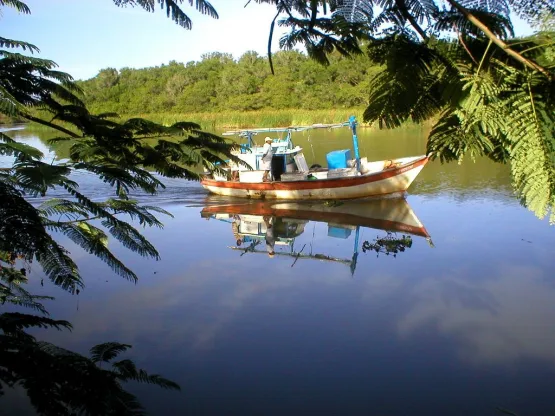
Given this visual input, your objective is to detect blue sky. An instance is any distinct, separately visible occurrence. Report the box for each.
[2,0,534,81]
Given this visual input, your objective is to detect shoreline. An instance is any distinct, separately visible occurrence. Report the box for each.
[4,110,431,133]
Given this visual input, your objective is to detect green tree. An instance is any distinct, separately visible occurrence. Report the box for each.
[532,10,555,64]
[97,67,120,88]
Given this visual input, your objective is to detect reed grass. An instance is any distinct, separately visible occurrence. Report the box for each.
[122,109,368,130]
[17,109,431,135]
[0,114,26,124]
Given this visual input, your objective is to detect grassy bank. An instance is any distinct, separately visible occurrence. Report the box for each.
[18,109,431,135]
[8,109,366,132]
[123,109,368,130]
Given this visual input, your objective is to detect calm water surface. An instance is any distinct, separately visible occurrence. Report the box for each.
[2,125,555,415]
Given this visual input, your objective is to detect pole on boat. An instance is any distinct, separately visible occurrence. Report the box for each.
[349,115,361,172]
[246,132,255,148]
[350,225,360,276]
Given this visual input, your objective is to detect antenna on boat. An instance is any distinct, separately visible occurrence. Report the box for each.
[307,130,316,161]
[349,115,361,172]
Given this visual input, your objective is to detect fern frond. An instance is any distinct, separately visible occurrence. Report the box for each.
[278,13,365,65]
[101,219,160,260]
[39,198,91,220]
[0,37,39,52]
[459,0,511,17]
[112,0,218,28]
[73,162,152,198]
[13,160,74,196]
[1,181,83,292]
[0,84,26,117]
[59,183,161,260]
[186,0,218,19]
[112,359,181,390]
[0,0,31,13]
[0,135,44,160]
[363,34,450,127]
[35,341,84,358]
[90,342,132,364]
[169,120,201,130]
[47,221,139,282]
[2,297,50,314]
[332,0,373,23]
[505,77,555,221]
[435,8,514,40]
[0,269,53,315]
[34,242,82,292]
[505,0,555,24]
[0,312,72,334]
[99,198,171,227]
[0,50,57,67]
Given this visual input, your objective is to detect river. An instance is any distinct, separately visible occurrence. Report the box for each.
[2,124,554,415]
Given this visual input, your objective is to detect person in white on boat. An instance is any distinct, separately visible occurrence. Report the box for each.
[231,215,242,246]
[261,136,274,182]
[264,216,275,258]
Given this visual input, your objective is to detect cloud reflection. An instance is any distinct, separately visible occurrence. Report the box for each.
[55,251,555,373]
[397,265,555,367]
[63,256,349,354]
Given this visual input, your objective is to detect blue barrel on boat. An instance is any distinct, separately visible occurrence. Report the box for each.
[328,226,352,239]
[326,149,351,169]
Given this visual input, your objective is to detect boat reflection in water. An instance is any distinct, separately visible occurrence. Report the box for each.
[200,198,433,275]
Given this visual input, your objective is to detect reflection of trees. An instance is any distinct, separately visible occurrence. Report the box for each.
[362,232,413,257]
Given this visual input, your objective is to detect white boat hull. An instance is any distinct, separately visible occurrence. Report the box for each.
[201,155,428,200]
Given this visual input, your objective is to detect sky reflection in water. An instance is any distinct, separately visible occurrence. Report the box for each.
[3,127,555,415]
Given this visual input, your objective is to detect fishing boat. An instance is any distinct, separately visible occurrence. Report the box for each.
[200,198,433,275]
[201,116,428,200]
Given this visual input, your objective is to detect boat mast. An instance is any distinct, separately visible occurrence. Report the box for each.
[349,115,361,172]
[246,132,255,148]
[350,225,360,276]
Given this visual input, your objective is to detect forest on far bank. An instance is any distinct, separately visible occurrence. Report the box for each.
[78,33,554,119]
[77,49,380,115]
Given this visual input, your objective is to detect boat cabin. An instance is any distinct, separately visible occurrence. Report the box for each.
[214,128,313,182]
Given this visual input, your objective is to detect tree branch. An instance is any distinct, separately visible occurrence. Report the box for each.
[445,0,553,79]
[458,31,478,64]
[268,9,281,75]
[22,114,81,138]
[395,0,428,41]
